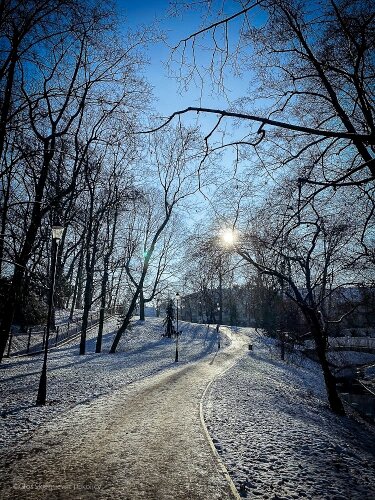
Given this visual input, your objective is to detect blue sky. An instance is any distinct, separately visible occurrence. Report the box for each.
[117,1,202,113]
[116,0,253,116]
[115,1,264,223]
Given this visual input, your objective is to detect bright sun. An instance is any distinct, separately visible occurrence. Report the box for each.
[221,228,236,246]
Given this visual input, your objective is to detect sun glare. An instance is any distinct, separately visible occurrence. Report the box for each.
[221,228,236,246]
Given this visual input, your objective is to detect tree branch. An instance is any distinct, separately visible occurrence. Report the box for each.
[143,107,375,144]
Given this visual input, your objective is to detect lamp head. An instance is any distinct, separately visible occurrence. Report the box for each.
[52,224,64,242]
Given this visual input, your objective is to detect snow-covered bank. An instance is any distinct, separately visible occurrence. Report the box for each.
[2,319,375,500]
[204,327,375,499]
[0,326,243,500]
[0,317,227,450]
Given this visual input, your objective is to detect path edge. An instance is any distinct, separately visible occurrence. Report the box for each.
[199,343,244,500]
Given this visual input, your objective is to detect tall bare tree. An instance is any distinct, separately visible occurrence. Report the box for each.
[110,125,202,353]
[155,0,374,188]
[0,0,149,361]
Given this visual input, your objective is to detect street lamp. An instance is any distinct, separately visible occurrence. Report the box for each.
[156,297,160,318]
[175,292,180,362]
[217,302,221,349]
[36,223,64,406]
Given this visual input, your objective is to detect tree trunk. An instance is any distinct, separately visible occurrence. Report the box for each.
[0,44,17,164]
[110,287,141,353]
[112,266,125,310]
[70,248,84,321]
[80,235,97,355]
[79,264,94,355]
[0,170,11,275]
[139,287,145,321]
[307,310,345,415]
[0,141,55,361]
[96,255,109,353]
[80,197,96,355]
[75,262,84,310]
[0,265,21,362]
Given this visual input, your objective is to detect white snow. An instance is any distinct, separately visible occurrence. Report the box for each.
[0,317,227,450]
[1,318,375,499]
[204,327,375,499]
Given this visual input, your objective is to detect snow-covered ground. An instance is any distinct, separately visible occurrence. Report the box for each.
[0,323,240,500]
[1,319,375,500]
[204,327,375,499]
[0,317,227,450]
[328,350,375,367]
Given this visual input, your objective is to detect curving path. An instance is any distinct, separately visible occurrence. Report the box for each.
[0,328,248,500]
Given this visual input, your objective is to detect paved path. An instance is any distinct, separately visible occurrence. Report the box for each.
[1,328,247,500]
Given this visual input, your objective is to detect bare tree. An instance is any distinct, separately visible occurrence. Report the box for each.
[182,228,236,324]
[0,1,149,361]
[110,125,202,353]
[154,1,375,186]
[229,180,372,415]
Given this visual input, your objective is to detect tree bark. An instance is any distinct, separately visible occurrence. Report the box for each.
[79,223,98,355]
[109,283,143,353]
[96,254,109,353]
[70,248,84,319]
[0,141,54,361]
[0,169,11,274]
[139,287,145,321]
[305,308,345,415]
[0,42,17,165]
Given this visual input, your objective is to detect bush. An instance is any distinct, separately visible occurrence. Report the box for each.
[0,277,48,328]
[18,293,48,327]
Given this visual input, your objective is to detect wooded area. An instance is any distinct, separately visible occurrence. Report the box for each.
[0,0,374,415]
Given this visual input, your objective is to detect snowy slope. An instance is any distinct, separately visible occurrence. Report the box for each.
[1,319,375,500]
[204,327,375,499]
[0,317,226,450]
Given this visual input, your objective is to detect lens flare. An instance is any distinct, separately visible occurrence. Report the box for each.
[221,228,236,246]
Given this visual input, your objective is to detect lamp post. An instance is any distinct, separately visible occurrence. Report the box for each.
[175,292,180,362]
[198,300,203,323]
[156,297,160,318]
[217,302,221,349]
[36,223,64,406]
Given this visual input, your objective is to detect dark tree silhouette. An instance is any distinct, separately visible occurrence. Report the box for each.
[163,299,175,338]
